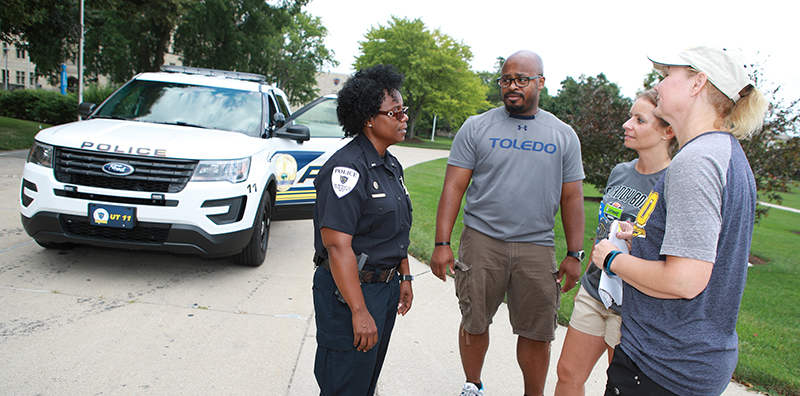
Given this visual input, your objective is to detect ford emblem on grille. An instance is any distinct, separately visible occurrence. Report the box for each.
[102,162,135,176]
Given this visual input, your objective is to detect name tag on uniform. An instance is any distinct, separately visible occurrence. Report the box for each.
[371,193,386,198]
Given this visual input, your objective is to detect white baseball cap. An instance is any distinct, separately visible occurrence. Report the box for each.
[648,46,753,103]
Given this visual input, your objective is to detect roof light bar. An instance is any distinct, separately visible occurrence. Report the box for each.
[160,65,267,82]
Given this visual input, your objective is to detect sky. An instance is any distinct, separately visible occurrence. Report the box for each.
[304,0,799,103]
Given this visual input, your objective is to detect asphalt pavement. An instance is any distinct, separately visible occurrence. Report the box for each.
[0,146,761,395]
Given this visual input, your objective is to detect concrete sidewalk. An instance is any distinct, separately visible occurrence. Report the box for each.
[758,201,800,214]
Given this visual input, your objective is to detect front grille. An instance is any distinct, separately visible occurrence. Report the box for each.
[54,148,197,193]
[61,215,170,244]
[54,189,179,207]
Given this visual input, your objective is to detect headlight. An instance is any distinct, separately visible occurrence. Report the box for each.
[191,157,251,183]
[27,141,54,168]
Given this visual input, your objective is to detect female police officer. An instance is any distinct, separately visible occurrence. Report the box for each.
[311,64,413,396]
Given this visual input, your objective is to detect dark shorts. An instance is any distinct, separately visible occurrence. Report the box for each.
[605,345,678,396]
[312,267,400,396]
[455,226,560,341]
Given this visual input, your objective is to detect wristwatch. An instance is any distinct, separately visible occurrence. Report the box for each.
[398,274,414,282]
[566,250,585,262]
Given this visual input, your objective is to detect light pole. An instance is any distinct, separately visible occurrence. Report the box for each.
[78,0,84,107]
[3,44,8,91]
[430,114,437,142]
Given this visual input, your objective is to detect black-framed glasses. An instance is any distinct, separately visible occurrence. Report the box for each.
[496,75,543,88]
[377,106,409,121]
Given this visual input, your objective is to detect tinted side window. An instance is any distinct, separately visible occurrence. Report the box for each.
[266,94,279,129]
[275,93,291,118]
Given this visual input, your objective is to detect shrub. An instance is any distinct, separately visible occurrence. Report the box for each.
[0,84,117,125]
[31,91,78,124]
[0,89,76,124]
[82,84,118,105]
[0,89,33,120]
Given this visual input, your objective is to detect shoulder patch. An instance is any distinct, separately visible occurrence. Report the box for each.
[331,166,360,198]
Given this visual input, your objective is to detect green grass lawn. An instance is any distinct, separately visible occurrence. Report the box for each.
[405,158,799,396]
[770,181,800,210]
[0,116,49,151]
[397,135,455,150]
[740,207,800,395]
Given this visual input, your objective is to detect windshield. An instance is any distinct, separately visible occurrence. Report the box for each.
[94,80,263,135]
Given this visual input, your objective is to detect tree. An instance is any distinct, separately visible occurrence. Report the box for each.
[175,0,292,73]
[175,0,327,105]
[546,74,633,192]
[1,0,191,84]
[355,17,490,139]
[741,68,800,221]
[258,11,338,105]
[641,69,661,92]
[476,57,505,109]
[0,0,80,78]
[173,0,247,72]
[84,0,188,84]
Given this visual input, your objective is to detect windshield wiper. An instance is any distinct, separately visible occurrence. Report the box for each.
[175,121,216,129]
[91,115,128,120]
[144,120,219,130]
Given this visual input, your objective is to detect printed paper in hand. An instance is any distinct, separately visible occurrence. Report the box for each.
[599,220,626,308]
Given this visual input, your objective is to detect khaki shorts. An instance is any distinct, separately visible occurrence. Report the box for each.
[569,285,622,348]
[455,226,560,342]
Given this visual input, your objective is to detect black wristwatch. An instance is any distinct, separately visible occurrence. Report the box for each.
[566,250,585,262]
[398,274,414,282]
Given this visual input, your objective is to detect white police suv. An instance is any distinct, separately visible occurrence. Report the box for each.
[20,66,348,266]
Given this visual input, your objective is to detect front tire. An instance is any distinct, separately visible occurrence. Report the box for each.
[233,191,272,267]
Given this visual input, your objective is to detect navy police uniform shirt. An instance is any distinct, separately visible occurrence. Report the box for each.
[313,133,412,269]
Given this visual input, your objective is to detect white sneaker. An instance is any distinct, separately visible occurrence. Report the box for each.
[460,382,484,396]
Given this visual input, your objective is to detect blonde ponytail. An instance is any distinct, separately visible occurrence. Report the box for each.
[728,85,768,139]
[705,82,768,139]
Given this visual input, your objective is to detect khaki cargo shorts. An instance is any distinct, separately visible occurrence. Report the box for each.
[455,226,560,342]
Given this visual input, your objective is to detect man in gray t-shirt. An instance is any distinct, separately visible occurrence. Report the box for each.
[447,106,584,244]
[431,50,585,396]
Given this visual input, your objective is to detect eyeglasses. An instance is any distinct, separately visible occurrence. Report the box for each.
[496,75,543,88]
[377,106,409,121]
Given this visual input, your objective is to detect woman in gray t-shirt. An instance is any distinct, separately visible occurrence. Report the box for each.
[593,47,768,395]
[554,90,675,396]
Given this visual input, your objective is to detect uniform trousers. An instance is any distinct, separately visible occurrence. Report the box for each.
[312,266,400,396]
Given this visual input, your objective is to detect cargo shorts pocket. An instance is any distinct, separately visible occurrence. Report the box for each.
[550,268,562,314]
[454,259,472,320]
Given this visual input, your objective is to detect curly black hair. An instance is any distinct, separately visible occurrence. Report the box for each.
[337,64,405,137]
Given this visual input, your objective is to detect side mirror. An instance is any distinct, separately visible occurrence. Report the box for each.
[275,124,310,142]
[273,113,286,129]
[78,102,96,118]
